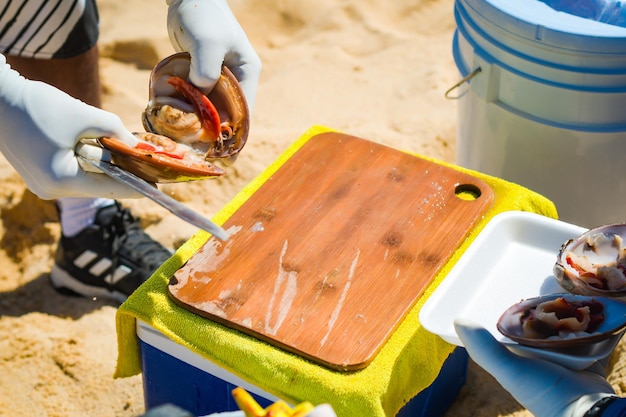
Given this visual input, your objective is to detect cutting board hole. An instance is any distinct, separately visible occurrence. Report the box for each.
[455,183,482,201]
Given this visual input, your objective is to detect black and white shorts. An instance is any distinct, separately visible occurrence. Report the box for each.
[0,0,99,59]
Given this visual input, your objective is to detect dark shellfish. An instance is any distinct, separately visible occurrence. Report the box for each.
[497,293,626,348]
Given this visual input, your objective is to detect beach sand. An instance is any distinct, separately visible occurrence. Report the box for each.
[1,0,625,416]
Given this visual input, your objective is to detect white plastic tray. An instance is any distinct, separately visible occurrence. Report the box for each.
[419,211,623,370]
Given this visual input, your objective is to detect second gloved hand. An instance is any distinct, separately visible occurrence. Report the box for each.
[454,318,616,417]
[0,55,143,200]
[166,0,261,111]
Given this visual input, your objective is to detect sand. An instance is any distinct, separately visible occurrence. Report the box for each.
[1,0,624,416]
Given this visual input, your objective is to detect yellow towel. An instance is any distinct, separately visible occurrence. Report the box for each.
[115,125,558,417]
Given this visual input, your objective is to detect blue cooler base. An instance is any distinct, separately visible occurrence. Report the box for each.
[139,330,468,417]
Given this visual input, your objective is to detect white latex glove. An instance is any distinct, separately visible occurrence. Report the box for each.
[454,318,616,417]
[166,0,261,111]
[0,56,144,200]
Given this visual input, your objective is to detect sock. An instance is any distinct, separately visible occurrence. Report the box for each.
[58,197,116,237]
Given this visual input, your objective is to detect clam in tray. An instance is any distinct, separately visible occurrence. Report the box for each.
[498,223,626,350]
[497,293,626,349]
[419,212,626,369]
[553,223,626,297]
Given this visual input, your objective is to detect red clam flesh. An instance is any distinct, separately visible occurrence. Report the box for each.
[142,52,249,164]
[99,132,225,183]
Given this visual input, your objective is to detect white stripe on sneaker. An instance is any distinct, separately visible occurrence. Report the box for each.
[89,257,113,276]
[72,249,131,284]
[105,265,132,285]
[72,250,98,268]
[50,264,127,303]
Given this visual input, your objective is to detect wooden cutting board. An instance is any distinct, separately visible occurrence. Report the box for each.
[168,132,494,371]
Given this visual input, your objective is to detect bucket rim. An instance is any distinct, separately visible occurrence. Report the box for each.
[458,0,626,52]
[455,3,626,77]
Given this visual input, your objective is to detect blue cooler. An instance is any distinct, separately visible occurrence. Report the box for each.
[137,320,468,417]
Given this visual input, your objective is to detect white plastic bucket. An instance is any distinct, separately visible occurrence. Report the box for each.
[453,0,626,227]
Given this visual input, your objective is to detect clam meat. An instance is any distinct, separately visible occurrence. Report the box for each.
[98,52,249,183]
[142,52,249,164]
[517,296,603,339]
[554,224,626,296]
[99,132,225,183]
[497,293,626,348]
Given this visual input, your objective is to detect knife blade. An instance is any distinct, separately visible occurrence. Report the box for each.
[77,153,229,241]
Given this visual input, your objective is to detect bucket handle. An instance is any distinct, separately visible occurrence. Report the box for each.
[445,67,482,99]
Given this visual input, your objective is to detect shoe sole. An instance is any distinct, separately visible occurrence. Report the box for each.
[50,264,128,303]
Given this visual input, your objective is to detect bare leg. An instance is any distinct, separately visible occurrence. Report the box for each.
[6,45,101,107]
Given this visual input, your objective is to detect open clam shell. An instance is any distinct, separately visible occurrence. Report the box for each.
[142,52,250,164]
[99,132,225,183]
[497,293,626,348]
[99,52,249,183]
[554,224,626,297]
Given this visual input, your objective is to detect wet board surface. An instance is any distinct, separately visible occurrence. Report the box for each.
[168,132,495,371]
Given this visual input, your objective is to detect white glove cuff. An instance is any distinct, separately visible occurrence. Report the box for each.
[0,54,27,103]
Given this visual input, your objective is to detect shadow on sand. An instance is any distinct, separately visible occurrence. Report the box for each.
[0,273,118,319]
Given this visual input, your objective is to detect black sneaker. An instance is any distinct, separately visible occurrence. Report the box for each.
[50,202,173,302]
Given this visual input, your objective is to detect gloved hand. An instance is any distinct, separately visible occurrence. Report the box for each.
[454,318,616,417]
[0,55,144,200]
[166,0,261,111]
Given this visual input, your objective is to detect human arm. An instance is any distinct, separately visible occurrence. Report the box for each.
[166,0,261,111]
[0,54,144,200]
[454,318,622,417]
